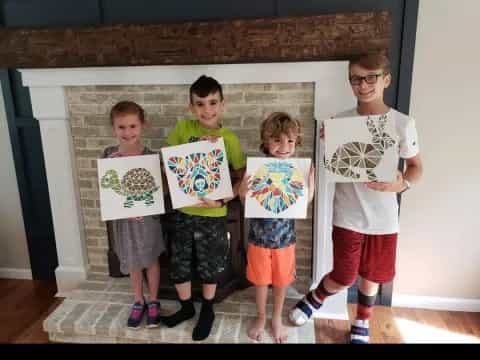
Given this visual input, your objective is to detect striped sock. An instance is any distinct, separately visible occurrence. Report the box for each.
[350,319,369,344]
[289,278,335,326]
[350,291,376,344]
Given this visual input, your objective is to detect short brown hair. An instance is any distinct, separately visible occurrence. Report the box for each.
[109,101,145,125]
[349,52,391,75]
[190,75,223,104]
[259,112,302,155]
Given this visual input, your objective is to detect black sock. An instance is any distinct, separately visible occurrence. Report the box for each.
[159,298,195,328]
[192,298,215,341]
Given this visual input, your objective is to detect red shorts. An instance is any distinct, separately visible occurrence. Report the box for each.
[246,244,296,287]
[329,226,397,285]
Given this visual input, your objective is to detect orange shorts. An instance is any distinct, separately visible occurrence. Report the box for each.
[246,243,296,287]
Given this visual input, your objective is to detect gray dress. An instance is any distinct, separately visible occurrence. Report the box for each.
[103,145,166,274]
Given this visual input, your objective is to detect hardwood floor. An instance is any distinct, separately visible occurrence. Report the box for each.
[0,279,62,343]
[315,303,480,343]
[1,279,479,343]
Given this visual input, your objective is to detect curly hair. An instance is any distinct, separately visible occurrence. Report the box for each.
[259,112,302,155]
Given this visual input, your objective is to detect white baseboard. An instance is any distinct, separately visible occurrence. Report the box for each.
[392,294,480,312]
[0,267,33,280]
[54,265,87,297]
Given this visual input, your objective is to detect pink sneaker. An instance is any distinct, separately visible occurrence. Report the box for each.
[127,301,147,329]
[146,301,161,328]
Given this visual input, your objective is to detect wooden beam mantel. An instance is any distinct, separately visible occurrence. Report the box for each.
[0,12,391,68]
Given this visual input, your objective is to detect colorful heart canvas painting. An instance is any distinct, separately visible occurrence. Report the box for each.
[161,138,233,209]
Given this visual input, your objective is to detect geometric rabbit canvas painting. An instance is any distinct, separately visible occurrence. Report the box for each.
[323,114,399,183]
[97,154,165,221]
[161,138,233,209]
[245,157,311,219]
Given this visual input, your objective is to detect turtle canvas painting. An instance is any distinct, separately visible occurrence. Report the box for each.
[323,114,399,183]
[245,157,311,219]
[161,138,233,209]
[97,154,165,221]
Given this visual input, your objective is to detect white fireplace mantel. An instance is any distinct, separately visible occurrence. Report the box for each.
[21,62,354,319]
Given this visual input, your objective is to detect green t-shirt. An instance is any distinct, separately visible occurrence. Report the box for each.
[166,118,246,217]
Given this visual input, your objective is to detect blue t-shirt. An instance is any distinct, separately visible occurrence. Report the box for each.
[248,218,296,249]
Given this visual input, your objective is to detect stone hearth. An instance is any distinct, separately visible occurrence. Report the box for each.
[44,275,315,344]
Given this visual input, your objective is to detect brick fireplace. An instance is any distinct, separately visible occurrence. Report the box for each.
[0,6,400,340]
[20,62,355,319]
[66,78,321,302]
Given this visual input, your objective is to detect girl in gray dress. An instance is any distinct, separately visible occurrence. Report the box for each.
[102,101,165,329]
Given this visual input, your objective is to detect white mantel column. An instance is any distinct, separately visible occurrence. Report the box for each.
[29,86,88,296]
[311,81,350,320]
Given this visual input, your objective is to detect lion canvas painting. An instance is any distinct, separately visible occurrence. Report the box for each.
[245,157,311,219]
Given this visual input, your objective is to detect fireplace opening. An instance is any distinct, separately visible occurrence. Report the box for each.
[106,180,250,303]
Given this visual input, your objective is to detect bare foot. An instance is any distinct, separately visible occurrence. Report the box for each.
[248,316,266,341]
[271,318,288,343]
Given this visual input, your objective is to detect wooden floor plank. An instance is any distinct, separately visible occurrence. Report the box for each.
[0,279,58,343]
[456,311,480,337]
[12,298,63,344]
[314,318,350,344]
[369,306,403,343]
[438,310,480,343]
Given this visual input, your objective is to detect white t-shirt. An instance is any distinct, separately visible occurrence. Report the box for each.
[331,108,420,234]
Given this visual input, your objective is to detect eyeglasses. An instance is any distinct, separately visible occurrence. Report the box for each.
[349,73,384,86]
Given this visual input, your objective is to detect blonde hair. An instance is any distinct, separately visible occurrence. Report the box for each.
[259,112,302,155]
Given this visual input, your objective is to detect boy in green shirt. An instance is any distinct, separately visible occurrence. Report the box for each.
[161,75,246,341]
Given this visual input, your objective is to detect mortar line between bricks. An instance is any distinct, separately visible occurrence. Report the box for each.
[76,289,134,295]
[109,304,129,338]
[214,315,224,343]
[93,302,113,335]
[234,315,242,343]
[56,302,79,333]
[73,303,95,334]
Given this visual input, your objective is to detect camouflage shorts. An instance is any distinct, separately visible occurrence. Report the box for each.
[170,211,228,284]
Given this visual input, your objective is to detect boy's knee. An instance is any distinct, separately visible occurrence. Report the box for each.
[328,272,356,288]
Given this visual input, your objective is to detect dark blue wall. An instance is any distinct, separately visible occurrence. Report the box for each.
[0,0,417,306]
[3,0,101,27]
